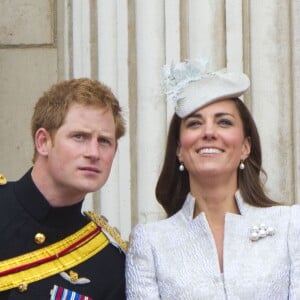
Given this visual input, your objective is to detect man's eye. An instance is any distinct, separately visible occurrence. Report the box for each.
[73,134,85,141]
[99,138,111,145]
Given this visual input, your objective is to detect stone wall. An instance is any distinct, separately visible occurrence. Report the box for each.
[1,0,299,239]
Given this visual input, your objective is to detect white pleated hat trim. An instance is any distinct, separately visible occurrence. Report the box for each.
[175,70,250,118]
[162,58,250,118]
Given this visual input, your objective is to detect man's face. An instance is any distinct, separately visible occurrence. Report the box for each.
[44,103,117,201]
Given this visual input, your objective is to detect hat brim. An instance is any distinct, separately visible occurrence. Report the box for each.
[175,71,250,118]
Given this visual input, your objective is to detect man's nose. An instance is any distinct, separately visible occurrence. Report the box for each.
[85,140,100,159]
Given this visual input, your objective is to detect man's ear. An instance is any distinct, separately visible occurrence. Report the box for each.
[35,128,52,156]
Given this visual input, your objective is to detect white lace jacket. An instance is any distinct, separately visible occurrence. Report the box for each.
[126,192,300,299]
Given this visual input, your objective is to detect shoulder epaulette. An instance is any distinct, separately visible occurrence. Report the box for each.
[84,211,128,253]
[0,173,7,185]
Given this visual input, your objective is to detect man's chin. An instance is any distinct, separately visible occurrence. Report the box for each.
[78,181,106,194]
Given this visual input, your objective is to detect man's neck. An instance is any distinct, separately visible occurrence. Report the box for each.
[31,164,85,207]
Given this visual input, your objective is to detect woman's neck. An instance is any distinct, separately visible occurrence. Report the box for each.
[190,176,239,221]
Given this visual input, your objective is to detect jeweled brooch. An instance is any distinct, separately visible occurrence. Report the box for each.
[249,223,275,241]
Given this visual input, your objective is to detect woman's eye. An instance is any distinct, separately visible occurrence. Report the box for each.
[186,120,202,127]
[218,119,233,126]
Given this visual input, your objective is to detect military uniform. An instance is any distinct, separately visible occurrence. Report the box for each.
[0,170,126,300]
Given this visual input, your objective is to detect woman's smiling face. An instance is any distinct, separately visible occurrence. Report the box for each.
[177,99,251,181]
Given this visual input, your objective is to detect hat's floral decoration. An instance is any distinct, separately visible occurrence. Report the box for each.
[162,58,215,106]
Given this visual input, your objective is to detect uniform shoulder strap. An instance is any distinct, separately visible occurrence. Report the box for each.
[84,211,128,253]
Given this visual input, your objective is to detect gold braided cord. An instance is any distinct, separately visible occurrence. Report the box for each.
[0,222,109,291]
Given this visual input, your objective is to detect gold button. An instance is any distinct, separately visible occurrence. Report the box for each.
[34,233,46,244]
[18,283,28,292]
[0,174,7,185]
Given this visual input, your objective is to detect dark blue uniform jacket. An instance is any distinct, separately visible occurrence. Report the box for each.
[0,170,125,300]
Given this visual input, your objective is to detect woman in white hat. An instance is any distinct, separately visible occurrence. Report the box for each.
[126,59,300,299]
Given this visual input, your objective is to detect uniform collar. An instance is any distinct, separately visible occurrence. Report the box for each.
[181,190,251,221]
[14,169,86,228]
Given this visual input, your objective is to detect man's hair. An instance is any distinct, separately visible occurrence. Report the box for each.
[31,78,125,162]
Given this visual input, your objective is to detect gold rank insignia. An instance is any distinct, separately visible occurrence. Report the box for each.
[0,173,7,185]
[60,270,91,284]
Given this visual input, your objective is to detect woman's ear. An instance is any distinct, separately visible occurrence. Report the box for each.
[35,128,52,157]
[242,136,251,160]
[176,143,182,161]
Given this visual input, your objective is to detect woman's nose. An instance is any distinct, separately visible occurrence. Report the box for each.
[202,123,217,140]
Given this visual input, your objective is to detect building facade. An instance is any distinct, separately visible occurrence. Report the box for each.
[0,0,299,239]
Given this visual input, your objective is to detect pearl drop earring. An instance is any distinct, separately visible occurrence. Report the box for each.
[239,161,245,170]
[179,163,185,172]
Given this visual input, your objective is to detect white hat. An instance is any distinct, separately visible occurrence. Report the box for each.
[162,58,250,118]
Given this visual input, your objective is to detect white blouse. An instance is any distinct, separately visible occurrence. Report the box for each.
[126,192,300,299]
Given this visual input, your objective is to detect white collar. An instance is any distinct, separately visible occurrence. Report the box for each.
[181,190,251,221]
